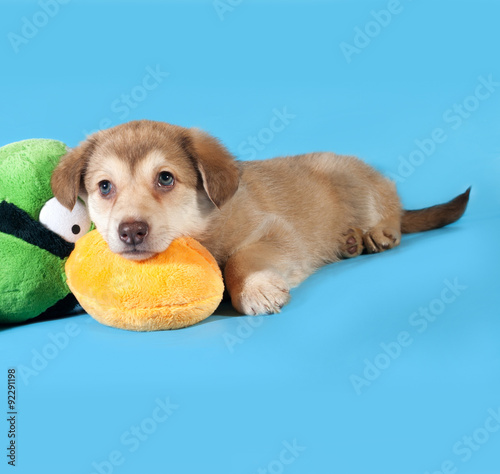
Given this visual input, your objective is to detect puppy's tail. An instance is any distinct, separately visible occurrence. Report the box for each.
[401,187,471,234]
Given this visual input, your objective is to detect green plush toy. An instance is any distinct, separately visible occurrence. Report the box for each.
[0,139,91,324]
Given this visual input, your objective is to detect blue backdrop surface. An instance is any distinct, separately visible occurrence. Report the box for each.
[1,1,499,473]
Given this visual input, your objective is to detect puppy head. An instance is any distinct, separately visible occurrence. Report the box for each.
[51,120,239,260]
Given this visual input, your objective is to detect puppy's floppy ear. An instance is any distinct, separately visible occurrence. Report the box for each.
[51,137,96,211]
[183,128,239,209]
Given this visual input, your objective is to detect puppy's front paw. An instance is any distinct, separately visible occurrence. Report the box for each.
[231,271,291,315]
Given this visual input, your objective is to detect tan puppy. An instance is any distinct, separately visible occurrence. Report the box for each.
[51,120,470,315]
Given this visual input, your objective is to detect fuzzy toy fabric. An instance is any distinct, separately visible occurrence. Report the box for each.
[0,139,82,324]
[0,139,90,324]
[65,230,224,331]
[0,139,66,218]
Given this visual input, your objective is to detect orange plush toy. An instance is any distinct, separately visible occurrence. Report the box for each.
[65,230,224,331]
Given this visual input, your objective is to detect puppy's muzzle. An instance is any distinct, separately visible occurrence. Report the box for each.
[118,221,149,246]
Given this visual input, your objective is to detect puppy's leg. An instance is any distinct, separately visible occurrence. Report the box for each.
[339,228,364,258]
[363,217,402,254]
[224,242,294,315]
[360,179,403,254]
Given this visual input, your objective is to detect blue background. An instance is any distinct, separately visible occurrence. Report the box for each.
[1,1,500,473]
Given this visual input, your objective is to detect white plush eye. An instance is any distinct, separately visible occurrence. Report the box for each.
[39,197,91,243]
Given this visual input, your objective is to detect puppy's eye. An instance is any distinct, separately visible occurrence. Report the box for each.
[99,180,113,196]
[158,171,175,188]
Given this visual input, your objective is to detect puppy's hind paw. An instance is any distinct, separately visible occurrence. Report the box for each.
[363,227,401,254]
[339,228,364,259]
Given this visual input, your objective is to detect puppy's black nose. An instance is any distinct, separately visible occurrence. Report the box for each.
[118,221,149,246]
